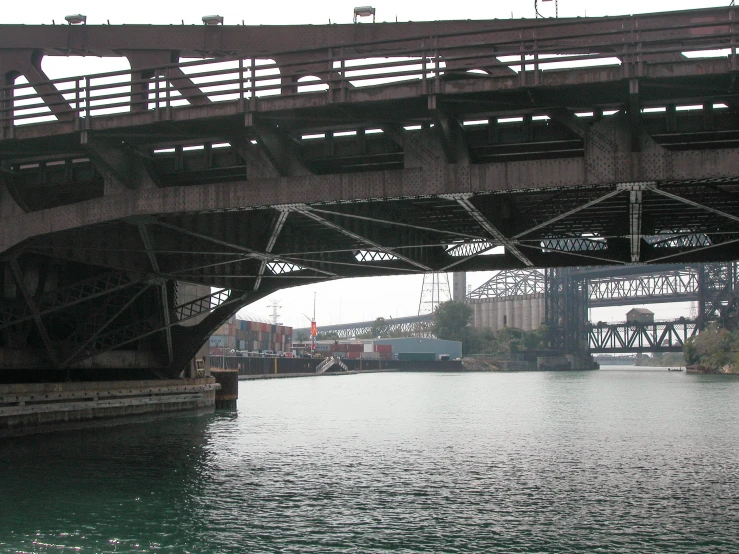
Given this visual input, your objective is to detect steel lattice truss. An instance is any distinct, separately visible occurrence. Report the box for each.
[588,320,698,353]
[295,314,434,340]
[587,268,699,307]
[468,270,545,299]
[4,7,739,376]
[546,262,739,352]
[470,266,702,306]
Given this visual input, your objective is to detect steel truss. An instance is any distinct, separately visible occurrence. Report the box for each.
[587,267,699,307]
[545,262,739,353]
[4,7,739,378]
[294,314,434,340]
[470,266,702,307]
[468,270,545,300]
[588,320,698,353]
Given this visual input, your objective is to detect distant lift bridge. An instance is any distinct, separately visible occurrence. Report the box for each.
[469,263,739,353]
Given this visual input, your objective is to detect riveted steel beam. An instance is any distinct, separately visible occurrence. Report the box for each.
[244,114,311,177]
[138,223,173,364]
[453,196,533,267]
[291,205,432,271]
[151,220,337,277]
[8,257,58,366]
[254,210,289,291]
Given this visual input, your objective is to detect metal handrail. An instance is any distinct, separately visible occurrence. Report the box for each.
[1,8,736,129]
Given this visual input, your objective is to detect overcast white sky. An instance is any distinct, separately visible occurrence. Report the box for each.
[2,0,718,328]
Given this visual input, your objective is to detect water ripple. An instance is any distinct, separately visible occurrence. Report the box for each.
[1,370,738,552]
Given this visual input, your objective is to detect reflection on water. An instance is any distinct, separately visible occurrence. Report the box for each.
[1,371,738,553]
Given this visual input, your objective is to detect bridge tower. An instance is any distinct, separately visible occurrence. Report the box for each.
[697,263,739,330]
[545,268,588,352]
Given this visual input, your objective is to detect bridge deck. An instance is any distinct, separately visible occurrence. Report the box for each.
[0,8,737,376]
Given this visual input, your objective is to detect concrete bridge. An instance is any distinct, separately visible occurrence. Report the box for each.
[2,7,739,379]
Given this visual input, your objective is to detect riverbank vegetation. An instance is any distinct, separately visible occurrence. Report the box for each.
[432,301,550,356]
[683,323,739,374]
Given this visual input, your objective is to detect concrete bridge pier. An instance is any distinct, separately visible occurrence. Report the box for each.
[0,377,219,438]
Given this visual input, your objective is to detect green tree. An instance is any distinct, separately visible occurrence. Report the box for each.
[683,322,739,373]
[521,323,551,351]
[683,338,699,365]
[432,301,473,342]
[371,317,390,337]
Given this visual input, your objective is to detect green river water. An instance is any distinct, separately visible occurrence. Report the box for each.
[1,367,738,553]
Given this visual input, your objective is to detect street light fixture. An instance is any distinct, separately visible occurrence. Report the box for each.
[64,14,87,25]
[202,15,224,26]
[353,6,376,23]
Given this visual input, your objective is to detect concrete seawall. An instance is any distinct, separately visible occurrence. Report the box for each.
[0,377,218,437]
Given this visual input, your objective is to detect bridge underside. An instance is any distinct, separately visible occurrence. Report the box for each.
[2,7,739,378]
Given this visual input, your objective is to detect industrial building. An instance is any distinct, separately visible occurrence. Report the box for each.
[296,337,462,361]
[626,308,655,324]
[469,295,545,332]
[373,337,462,360]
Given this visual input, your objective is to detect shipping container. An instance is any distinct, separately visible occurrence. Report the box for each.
[398,352,436,362]
[361,352,380,360]
[374,344,392,353]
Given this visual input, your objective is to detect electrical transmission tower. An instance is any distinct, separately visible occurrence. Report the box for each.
[418,273,451,315]
[267,299,282,325]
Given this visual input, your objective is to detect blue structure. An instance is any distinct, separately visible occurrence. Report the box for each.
[372,338,463,360]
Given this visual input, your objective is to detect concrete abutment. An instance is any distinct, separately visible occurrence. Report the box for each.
[0,377,219,437]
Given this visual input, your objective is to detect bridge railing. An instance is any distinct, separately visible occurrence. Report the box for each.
[1,8,736,132]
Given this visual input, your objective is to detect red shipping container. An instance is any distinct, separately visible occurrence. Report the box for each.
[347,351,360,359]
[374,345,392,353]
[348,344,363,352]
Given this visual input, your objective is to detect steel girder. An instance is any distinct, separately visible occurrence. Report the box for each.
[3,8,739,378]
[588,320,698,353]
